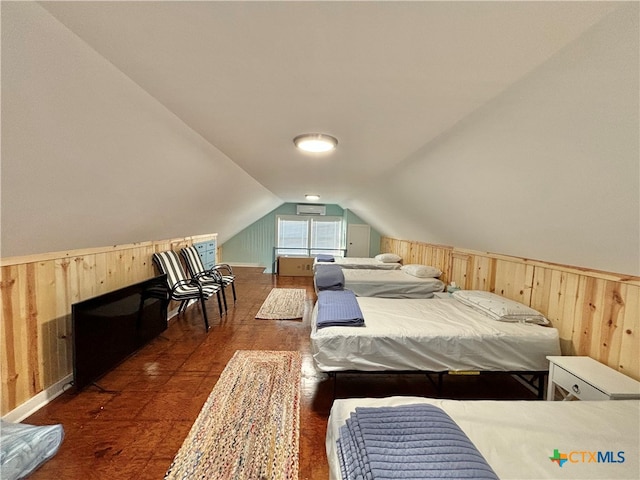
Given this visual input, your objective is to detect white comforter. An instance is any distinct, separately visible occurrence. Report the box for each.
[311,296,561,372]
[314,256,401,271]
[327,397,640,480]
[342,269,445,298]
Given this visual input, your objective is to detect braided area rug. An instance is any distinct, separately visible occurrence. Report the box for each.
[255,288,306,320]
[164,350,301,480]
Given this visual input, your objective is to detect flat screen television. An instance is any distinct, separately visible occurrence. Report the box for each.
[72,274,169,391]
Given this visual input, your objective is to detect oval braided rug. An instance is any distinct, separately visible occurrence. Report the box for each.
[164,350,301,480]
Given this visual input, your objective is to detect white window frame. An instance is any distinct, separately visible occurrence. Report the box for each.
[275,214,345,257]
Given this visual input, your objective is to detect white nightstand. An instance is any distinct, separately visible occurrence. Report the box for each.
[546,356,640,401]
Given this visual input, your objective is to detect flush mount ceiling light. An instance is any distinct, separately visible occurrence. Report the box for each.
[293,133,338,153]
[305,194,320,201]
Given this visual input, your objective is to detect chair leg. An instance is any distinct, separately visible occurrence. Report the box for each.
[178,300,188,314]
[216,291,224,317]
[220,285,228,312]
[199,296,210,331]
[231,282,237,303]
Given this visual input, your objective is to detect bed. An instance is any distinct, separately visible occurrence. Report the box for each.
[313,255,402,271]
[311,294,560,373]
[327,396,640,480]
[315,268,445,298]
[343,268,445,298]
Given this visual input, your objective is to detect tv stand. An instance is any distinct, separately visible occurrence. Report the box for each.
[88,382,118,395]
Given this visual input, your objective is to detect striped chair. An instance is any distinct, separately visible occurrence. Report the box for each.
[180,246,237,311]
[213,263,237,304]
[152,250,223,331]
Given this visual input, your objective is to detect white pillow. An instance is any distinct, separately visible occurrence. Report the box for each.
[401,264,442,278]
[452,290,549,325]
[374,253,401,263]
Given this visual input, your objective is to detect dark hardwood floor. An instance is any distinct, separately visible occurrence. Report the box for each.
[25,267,535,479]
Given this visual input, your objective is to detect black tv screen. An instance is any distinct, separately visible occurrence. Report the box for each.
[72,274,169,391]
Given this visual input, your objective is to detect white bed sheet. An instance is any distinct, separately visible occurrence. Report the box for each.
[327,396,640,480]
[310,297,561,372]
[342,268,444,298]
[313,256,401,271]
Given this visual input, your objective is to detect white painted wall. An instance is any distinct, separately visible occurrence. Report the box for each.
[1,2,281,257]
[2,3,637,277]
[347,4,639,275]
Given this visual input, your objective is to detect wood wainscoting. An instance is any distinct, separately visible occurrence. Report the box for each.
[0,234,217,416]
[381,237,640,381]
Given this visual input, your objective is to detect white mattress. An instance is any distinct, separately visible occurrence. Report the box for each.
[327,396,640,480]
[310,297,561,372]
[342,268,445,298]
[313,256,401,271]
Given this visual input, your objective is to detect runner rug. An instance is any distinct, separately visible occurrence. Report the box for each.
[255,288,306,320]
[164,350,301,480]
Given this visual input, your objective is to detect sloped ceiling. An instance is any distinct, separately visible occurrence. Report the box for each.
[4,1,637,274]
[40,1,617,205]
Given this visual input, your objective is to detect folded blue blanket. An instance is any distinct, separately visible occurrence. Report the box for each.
[316,290,364,329]
[315,265,345,291]
[337,404,498,479]
[316,254,335,262]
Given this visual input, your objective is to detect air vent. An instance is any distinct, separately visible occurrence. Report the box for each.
[296,204,326,215]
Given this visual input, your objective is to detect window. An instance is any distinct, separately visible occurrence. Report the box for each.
[276,217,308,256]
[276,215,344,257]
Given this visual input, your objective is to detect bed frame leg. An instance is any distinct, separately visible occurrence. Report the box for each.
[330,372,337,399]
[537,373,546,399]
[425,372,444,397]
[514,372,547,399]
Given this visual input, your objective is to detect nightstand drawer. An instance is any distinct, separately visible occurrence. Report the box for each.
[553,365,609,400]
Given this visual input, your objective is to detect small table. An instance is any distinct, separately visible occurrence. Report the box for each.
[546,356,640,401]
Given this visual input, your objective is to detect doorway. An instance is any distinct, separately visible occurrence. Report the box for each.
[346,224,371,257]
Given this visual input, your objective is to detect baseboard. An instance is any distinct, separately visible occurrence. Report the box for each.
[2,373,74,423]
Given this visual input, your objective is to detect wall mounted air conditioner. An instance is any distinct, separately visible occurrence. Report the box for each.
[296,204,326,215]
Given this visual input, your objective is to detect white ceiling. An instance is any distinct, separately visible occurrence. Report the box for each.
[40,1,619,206]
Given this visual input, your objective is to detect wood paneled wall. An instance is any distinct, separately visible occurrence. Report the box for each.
[0,234,217,416]
[381,237,640,381]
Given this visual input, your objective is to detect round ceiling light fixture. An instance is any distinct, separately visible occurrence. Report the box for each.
[305,194,320,201]
[293,133,338,153]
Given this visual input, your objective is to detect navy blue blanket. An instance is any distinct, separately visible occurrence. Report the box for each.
[337,404,499,479]
[315,265,345,291]
[316,254,335,262]
[316,290,364,329]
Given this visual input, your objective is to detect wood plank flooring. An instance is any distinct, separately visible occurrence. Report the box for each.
[24,267,535,479]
